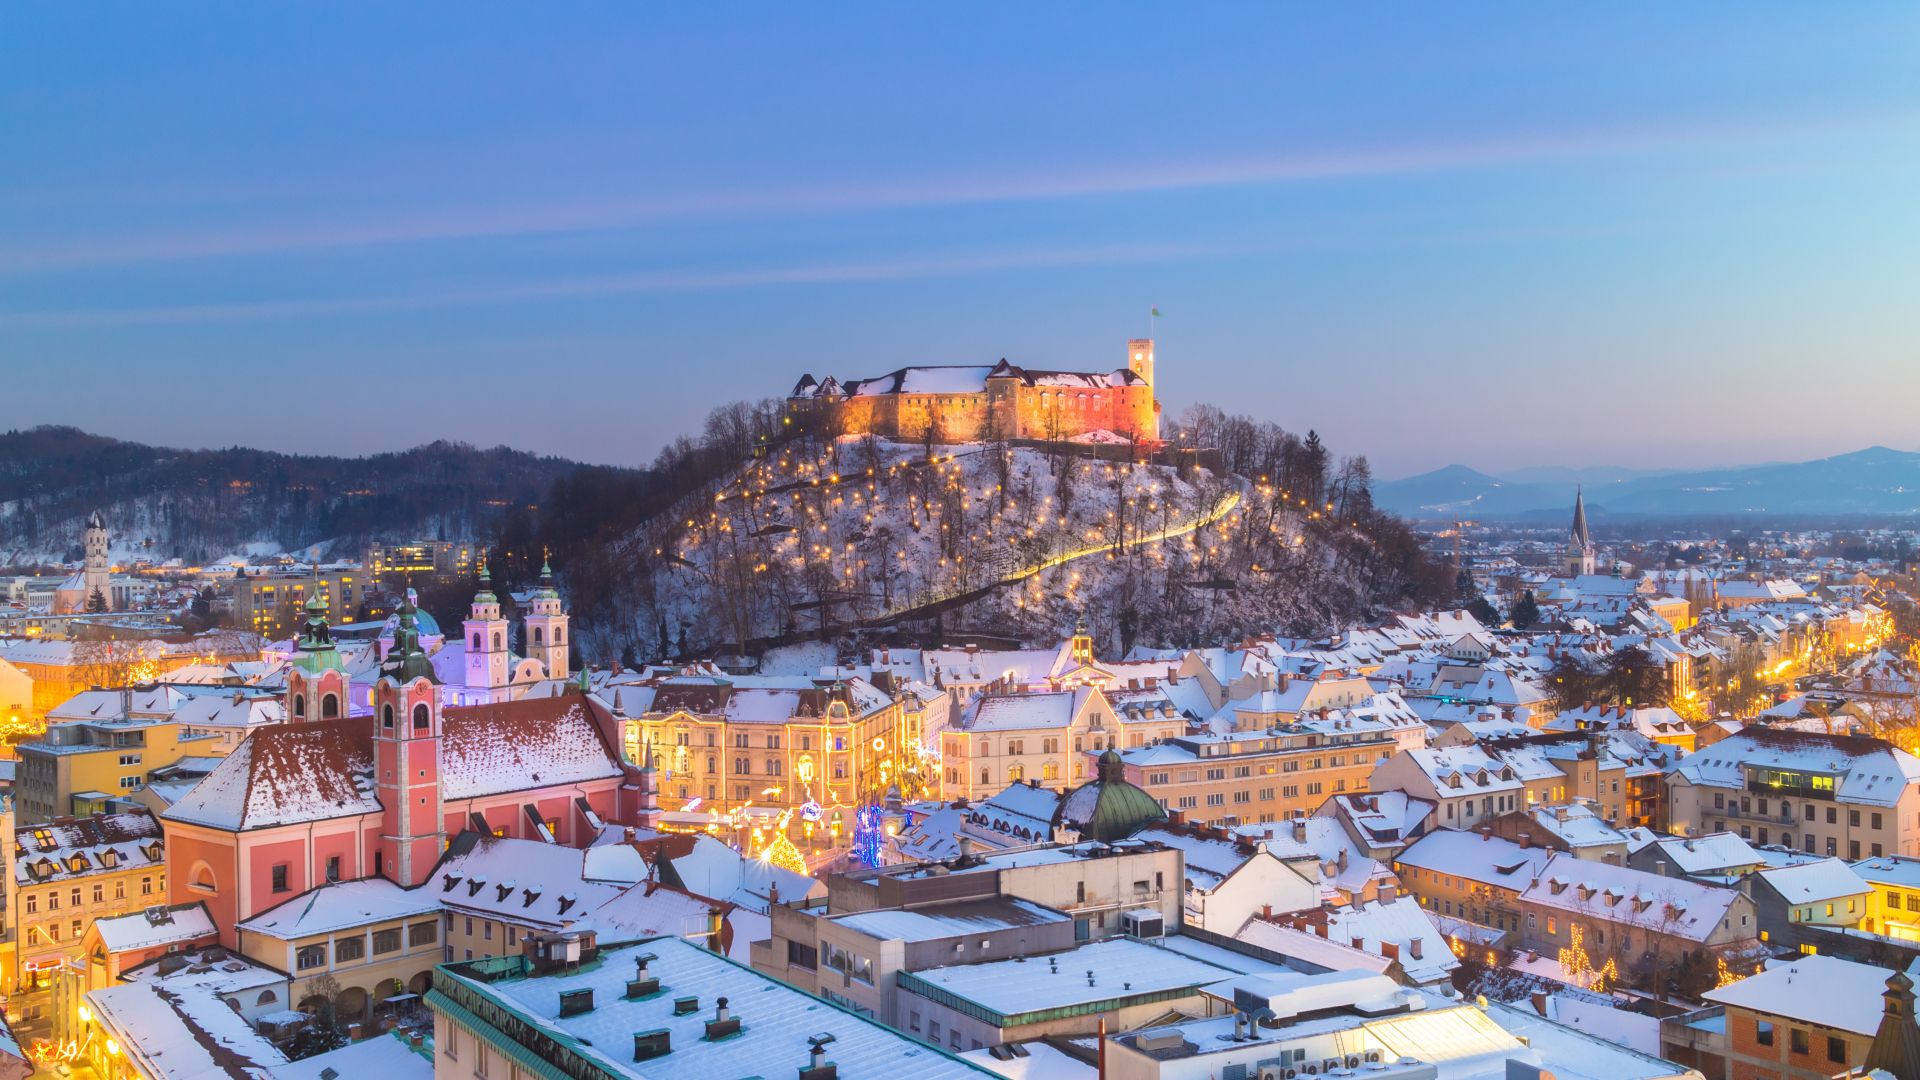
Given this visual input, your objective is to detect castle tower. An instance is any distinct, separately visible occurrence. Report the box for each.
[1126,338,1154,388]
[522,555,570,680]
[83,509,112,610]
[1565,487,1597,577]
[463,559,511,698]
[286,592,350,723]
[372,596,444,887]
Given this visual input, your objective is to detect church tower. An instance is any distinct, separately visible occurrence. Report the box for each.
[522,556,570,681]
[372,596,444,887]
[286,592,350,723]
[462,559,511,699]
[83,510,112,610]
[1565,487,1597,577]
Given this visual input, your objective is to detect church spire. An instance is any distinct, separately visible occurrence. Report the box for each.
[1570,486,1592,551]
[1865,969,1920,1080]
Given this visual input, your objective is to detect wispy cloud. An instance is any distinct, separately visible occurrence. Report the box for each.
[0,239,1236,327]
[4,109,1898,274]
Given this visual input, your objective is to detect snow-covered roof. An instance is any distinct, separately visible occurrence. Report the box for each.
[1704,954,1912,1036]
[445,936,992,1079]
[832,897,1068,942]
[15,810,164,885]
[1394,830,1550,891]
[1672,729,1920,807]
[900,937,1241,1019]
[93,902,217,954]
[264,1030,431,1080]
[237,878,441,939]
[954,688,1089,733]
[1752,857,1870,904]
[1519,852,1744,943]
[1644,832,1764,876]
[163,694,627,831]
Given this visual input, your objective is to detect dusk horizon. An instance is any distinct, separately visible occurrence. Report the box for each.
[8,4,1920,478]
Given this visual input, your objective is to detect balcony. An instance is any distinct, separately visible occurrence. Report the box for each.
[1712,800,1797,827]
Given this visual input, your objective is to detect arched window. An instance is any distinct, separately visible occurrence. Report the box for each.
[533,627,544,645]
[556,628,565,644]
[472,632,482,650]
[1043,761,1059,781]
[382,704,395,730]
[189,862,217,894]
[412,703,430,730]
[321,694,339,719]
[493,632,502,650]
[257,990,278,1006]
[292,693,305,719]
[1008,763,1025,782]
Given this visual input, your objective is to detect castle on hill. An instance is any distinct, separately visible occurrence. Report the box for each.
[787,337,1161,444]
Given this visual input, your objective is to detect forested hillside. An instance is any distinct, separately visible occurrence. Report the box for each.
[0,426,605,566]
[507,401,1451,664]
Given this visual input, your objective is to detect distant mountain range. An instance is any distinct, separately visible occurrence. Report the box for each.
[1375,447,1920,520]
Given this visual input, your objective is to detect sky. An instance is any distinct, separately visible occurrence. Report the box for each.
[4,4,1919,479]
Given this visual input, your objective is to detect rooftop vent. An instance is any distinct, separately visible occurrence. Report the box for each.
[626,952,661,999]
[558,988,594,1017]
[632,1029,672,1062]
[672,996,700,1016]
[704,996,741,1041]
[798,1033,838,1080]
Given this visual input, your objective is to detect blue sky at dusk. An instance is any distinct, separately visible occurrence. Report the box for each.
[4,5,1918,477]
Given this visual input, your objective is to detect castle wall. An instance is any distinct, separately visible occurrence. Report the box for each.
[792,380,1157,444]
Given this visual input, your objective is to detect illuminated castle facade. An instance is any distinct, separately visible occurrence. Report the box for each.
[788,338,1160,444]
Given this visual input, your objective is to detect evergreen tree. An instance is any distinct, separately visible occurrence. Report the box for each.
[1511,589,1541,629]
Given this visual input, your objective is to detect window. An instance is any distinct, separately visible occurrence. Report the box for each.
[272,864,290,893]
[91,884,103,904]
[373,928,402,953]
[297,945,328,970]
[1755,1020,1774,1047]
[1790,1028,1809,1055]
[326,856,341,883]
[1829,1035,1848,1063]
[412,703,430,730]
[334,937,366,962]
[24,893,36,915]
[410,921,438,946]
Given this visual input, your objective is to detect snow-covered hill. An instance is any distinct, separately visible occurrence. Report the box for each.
[597,435,1412,659]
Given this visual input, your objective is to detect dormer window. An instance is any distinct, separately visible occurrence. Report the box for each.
[32,829,55,851]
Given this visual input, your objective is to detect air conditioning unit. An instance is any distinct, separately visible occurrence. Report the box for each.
[1122,908,1165,939]
[1258,1067,1286,1080]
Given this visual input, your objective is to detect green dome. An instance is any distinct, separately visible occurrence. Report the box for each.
[292,595,349,676]
[1053,749,1167,843]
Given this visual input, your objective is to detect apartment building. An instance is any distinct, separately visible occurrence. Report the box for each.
[8,811,169,1032]
[229,567,362,639]
[13,712,221,823]
[1116,696,1425,827]
[1667,729,1920,860]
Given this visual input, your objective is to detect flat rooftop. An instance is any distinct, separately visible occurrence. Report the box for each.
[897,937,1241,1023]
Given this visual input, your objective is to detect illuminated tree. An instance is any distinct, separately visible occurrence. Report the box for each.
[759,832,806,876]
